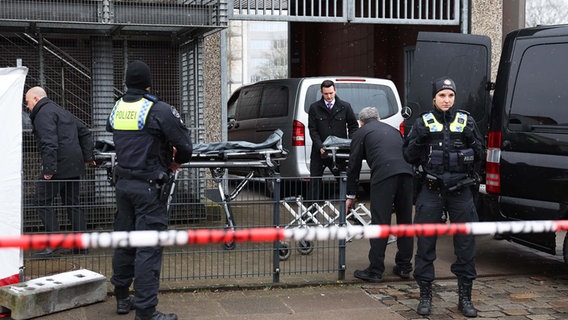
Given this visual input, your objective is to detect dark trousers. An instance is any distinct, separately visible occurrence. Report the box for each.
[110,178,168,313]
[309,152,346,201]
[413,186,478,282]
[367,174,414,274]
[35,176,86,232]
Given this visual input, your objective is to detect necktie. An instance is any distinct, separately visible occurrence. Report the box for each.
[327,102,332,109]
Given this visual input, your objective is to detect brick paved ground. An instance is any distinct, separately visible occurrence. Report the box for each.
[363,275,568,319]
[9,274,568,319]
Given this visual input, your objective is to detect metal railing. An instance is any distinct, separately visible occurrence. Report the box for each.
[22,171,350,287]
[230,0,460,24]
[0,0,227,28]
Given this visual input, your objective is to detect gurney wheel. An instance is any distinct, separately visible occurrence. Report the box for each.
[297,240,313,255]
[278,242,291,260]
[223,241,236,250]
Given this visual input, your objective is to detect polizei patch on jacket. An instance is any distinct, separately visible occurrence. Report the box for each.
[171,106,183,123]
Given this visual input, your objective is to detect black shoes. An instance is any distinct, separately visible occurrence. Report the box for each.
[416,281,433,316]
[33,248,58,257]
[33,248,71,258]
[72,248,89,255]
[458,299,478,318]
[116,295,135,315]
[354,268,383,283]
[417,296,432,316]
[393,265,412,279]
[354,266,411,281]
[33,248,88,258]
[458,280,478,317]
[135,310,178,320]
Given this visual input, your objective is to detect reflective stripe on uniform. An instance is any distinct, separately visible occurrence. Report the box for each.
[422,111,468,133]
[109,98,154,130]
[449,111,467,133]
[422,112,442,132]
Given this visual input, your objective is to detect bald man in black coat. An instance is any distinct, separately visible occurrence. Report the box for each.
[346,107,414,283]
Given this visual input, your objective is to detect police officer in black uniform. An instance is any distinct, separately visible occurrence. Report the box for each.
[107,60,193,320]
[403,77,485,318]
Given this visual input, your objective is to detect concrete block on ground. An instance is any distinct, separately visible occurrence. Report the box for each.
[0,269,107,320]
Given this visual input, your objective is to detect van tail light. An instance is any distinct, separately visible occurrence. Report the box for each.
[485,130,502,194]
[399,121,405,135]
[292,120,305,146]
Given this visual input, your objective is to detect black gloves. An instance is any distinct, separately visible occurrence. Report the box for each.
[415,125,431,144]
[463,125,476,144]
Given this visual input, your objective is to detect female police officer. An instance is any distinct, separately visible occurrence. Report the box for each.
[107,60,193,320]
[403,77,485,317]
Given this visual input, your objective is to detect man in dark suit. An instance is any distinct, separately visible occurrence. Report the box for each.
[346,106,414,283]
[307,80,358,200]
[25,86,95,257]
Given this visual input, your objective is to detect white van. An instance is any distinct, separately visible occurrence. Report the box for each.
[227,76,404,193]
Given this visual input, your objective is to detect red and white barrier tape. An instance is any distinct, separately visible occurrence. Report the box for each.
[2,220,568,250]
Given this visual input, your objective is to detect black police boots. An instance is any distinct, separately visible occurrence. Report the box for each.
[116,295,135,314]
[114,286,134,315]
[135,310,178,320]
[458,279,478,317]
[416,280,432,316]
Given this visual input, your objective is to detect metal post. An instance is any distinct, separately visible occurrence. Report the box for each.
[346,0,354,22]
[461,0,469,34]
[220,29,229,216]
[272,173,281,283]
[220,29,228,142]
[338,171,347,280]
[38,35,44,87]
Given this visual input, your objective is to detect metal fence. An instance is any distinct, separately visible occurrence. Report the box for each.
[0,0,227,28]
[230,0,461,24]
[22,168,350,287]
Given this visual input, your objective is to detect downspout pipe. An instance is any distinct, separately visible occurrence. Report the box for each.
[461,0,470,34]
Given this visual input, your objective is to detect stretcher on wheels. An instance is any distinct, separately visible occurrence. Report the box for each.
[276,135,396,260]
[94,129,288,250]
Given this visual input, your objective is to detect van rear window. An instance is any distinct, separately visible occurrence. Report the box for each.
[233,85,288,120]
[304,83,398,119]
[236,86,262,120]
[509,43,568,131]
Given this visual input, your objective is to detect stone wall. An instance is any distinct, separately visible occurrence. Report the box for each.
[203,32,222,143]
[470,0,503,82]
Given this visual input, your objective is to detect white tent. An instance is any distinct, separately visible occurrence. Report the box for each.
[0,67,27,285]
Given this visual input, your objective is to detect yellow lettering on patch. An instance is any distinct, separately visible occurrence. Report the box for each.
[109,98,154,130]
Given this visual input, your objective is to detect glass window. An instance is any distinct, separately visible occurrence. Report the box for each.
[509,43,568,129]
[259,86,288,118]
[250,40,272,50]
[227,90,239,119]
[304,83,399,119]
[236,86,262,120]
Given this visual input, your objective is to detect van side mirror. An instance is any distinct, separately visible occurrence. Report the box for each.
[401,106,413,119]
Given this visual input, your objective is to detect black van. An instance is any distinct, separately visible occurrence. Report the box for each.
[406,25,568,262]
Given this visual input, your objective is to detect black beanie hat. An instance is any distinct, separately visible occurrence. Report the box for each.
[125,60,152,90]
[432,77,456,98]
